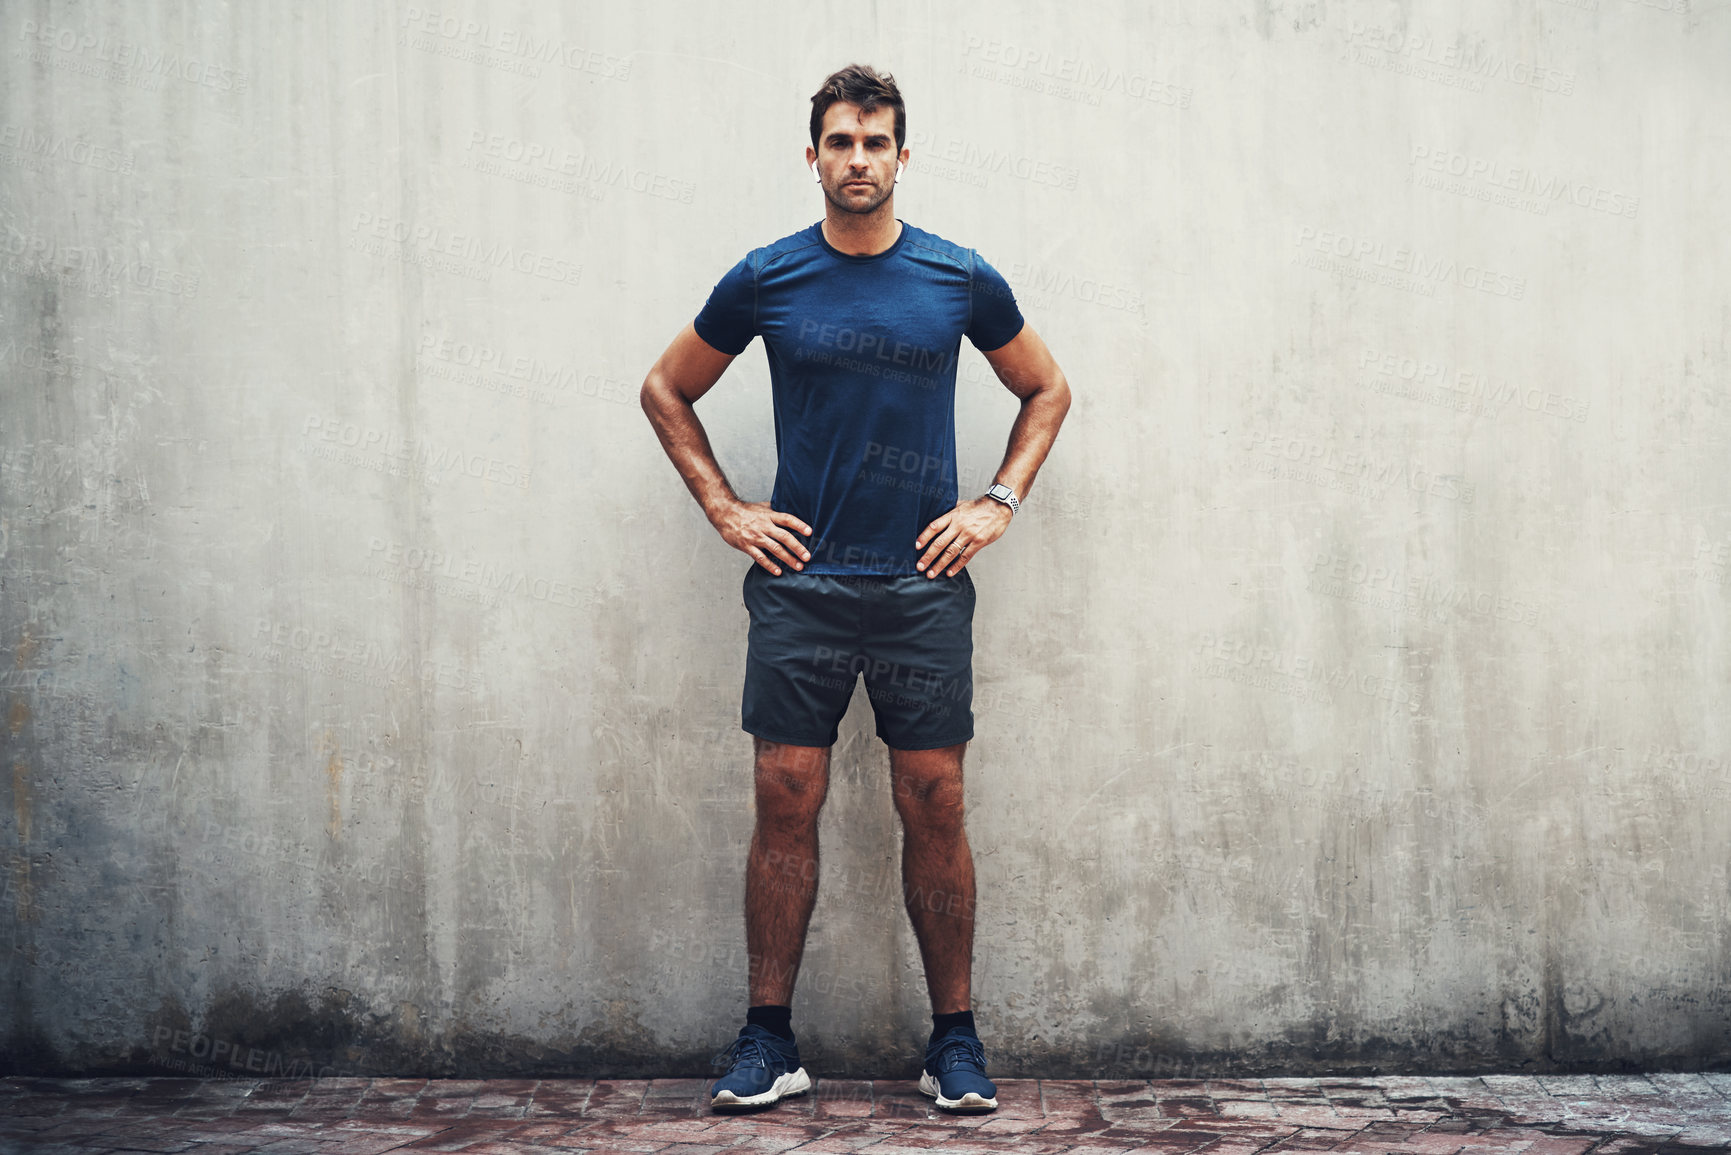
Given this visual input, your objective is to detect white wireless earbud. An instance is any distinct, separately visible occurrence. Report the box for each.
[896,161,904,182]
[812,163,821,183]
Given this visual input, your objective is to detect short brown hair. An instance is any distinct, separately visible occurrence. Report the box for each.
[809,64,905,151]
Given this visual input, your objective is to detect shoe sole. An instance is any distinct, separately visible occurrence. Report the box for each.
[711,1066,812,1112]
[918,1070,997,1112]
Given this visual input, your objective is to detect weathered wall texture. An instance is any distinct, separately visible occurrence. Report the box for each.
[2,0,1728,1078]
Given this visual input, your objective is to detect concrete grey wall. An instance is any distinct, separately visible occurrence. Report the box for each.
[2,0,1727,1078]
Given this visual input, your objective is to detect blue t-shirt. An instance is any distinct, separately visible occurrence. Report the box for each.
[693,220,1025,576]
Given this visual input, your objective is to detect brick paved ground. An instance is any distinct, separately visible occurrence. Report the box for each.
[1,1073,1728,1155]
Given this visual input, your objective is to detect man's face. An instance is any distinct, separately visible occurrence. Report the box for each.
[807,101,907,216]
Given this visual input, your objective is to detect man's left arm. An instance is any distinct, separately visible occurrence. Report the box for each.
[915,323,1072,577]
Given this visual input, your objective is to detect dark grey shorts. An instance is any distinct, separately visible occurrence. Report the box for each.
[741,563,975,750]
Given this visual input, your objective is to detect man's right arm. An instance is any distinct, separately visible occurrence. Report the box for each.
[639,323,813,575]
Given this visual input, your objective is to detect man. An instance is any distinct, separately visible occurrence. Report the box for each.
[640,64,1071,1114]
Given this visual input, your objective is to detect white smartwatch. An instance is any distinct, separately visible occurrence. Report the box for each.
[985,483,1020,515]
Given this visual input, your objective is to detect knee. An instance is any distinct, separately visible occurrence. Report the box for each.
[753,753,828,827]
[893,773,965,835]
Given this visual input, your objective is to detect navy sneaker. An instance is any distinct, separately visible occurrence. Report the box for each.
[918,1027,998,1112]
[709,1023,811,1112]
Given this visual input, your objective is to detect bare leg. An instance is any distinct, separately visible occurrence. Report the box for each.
[745,736,832,1005]
[889,741,974,1015]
